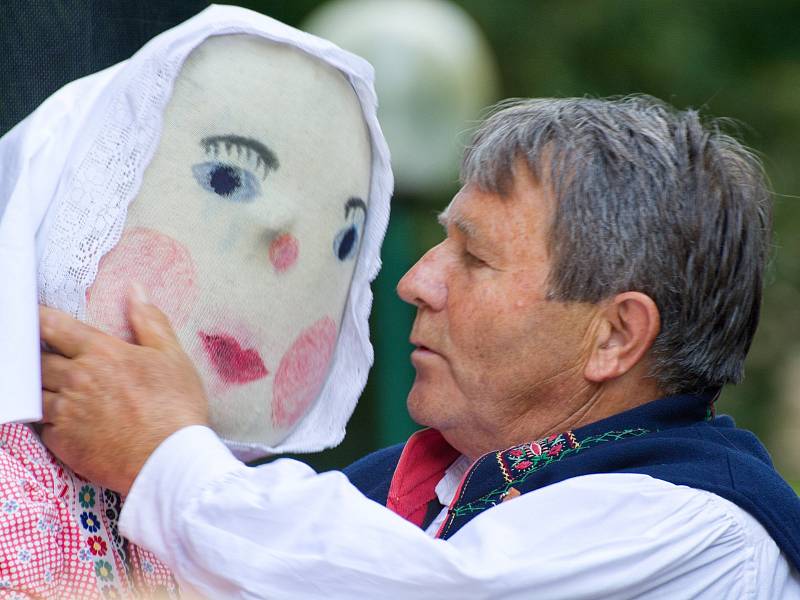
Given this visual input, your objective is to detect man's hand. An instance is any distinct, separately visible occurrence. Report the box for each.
[39,287,209,495]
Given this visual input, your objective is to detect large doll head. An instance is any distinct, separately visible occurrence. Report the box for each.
[0,7,392,459]
[87,34,372,449]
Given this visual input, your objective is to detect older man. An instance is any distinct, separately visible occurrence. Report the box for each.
[40,97,800,598]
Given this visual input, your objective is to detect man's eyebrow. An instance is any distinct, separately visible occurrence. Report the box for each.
[437,208,478,238]
[200,135,279,175]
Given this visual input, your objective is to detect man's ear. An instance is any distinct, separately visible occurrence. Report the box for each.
[584,292,660,383]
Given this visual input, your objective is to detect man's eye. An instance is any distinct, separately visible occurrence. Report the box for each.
[192,161,261,202]
[463,250,486,267]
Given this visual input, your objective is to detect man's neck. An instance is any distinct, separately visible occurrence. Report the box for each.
[449,377,663,462]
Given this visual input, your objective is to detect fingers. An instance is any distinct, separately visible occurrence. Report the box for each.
[41,352,77,392]
[39,306,96,358]
[127,283,181,351]
[41,389,62,425]
[38,422,62,461]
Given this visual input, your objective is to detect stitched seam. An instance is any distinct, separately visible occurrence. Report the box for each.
[440,455,489,538]
[496,452,512,483]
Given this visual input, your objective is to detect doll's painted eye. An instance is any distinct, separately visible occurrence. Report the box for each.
[334,225,359,261]
[333,197,367,261]
[192,161,261,202]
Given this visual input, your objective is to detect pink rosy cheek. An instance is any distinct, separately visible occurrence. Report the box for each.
[269,233,299,273]
[86,227,198,341]
[272,317,337,429]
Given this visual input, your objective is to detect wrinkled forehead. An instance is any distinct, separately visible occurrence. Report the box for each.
[157,34,371,206]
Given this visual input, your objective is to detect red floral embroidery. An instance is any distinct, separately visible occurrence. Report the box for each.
[547,433,558,442]
[513,460,532,470]
[87,536,108,556]
[547,443,564,457]
[529,442,542,456]
[508,449,523,458]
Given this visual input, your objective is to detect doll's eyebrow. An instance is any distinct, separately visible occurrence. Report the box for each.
[200,135,279,175]
[344,197,367,218]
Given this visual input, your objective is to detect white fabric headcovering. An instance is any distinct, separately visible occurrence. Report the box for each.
[0,4,392,456]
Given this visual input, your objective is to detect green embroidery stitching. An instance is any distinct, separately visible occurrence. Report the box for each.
[450,428,651,517]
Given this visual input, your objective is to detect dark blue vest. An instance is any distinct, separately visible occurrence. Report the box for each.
[344,393,800,572]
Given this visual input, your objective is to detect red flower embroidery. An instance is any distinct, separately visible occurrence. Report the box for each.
[547,433,559,442]
[547,443,564,457]
[87,536,107,556]
[529,442,542,456]
[513,460,532,470]
[508,449,523,458]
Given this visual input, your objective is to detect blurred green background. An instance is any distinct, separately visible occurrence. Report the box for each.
[2,0,798,484]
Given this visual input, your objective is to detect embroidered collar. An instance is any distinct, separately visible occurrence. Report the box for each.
[385,392,717,532]
[351,391,800,570]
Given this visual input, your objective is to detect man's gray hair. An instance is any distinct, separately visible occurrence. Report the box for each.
[461,96,772,395]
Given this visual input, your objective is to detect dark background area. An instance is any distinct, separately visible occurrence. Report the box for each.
[3,0,798,484]
[0,0,209,134]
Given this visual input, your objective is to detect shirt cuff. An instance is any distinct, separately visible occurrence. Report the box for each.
[119,425,243,561]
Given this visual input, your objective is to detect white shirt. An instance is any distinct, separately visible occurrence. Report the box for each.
[119,426,800,599]
[425,454,471,536]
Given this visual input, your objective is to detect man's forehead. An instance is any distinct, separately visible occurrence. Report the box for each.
[439,184,499,234]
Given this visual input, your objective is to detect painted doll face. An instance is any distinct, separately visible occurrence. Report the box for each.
[85,35,372,449]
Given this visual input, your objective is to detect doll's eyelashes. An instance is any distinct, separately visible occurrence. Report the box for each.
[200,135,279,179]
[192,161,261,202]
[193,135,279,203]
[334,197,367,261]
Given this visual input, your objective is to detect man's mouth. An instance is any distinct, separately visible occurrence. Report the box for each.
[199,332,269,384]
[410,337,439,355]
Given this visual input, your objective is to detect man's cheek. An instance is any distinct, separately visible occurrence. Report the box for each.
[86,227,198,341]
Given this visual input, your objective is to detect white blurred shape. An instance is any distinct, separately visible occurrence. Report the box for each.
[304,0,499,197]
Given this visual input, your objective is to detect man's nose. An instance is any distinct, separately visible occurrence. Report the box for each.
[396,243,447,311]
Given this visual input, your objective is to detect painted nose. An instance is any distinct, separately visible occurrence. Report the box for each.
[269,233,299,273]
[397,243,447,311]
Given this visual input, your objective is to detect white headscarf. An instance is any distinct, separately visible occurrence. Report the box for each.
[0,4,392,456]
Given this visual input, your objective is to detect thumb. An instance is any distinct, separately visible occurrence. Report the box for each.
[127,282,181,350]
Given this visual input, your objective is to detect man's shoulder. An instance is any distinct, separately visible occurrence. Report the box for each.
[342,442,405,505]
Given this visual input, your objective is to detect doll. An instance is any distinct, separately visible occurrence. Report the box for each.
[0,6,391,596]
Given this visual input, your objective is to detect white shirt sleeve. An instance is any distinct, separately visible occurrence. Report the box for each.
[119,426,800,600]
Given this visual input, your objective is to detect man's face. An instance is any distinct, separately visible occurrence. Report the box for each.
[397,168,596,458]
[85,35,371,449]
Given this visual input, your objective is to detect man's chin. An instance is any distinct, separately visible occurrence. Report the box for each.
[405,382,456,431]
[406,383,433,427]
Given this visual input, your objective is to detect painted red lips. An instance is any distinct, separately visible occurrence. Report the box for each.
[199,332,269,384]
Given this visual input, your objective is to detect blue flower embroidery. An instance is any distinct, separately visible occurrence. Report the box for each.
[3,500,18,514]
[80,511,100,533]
